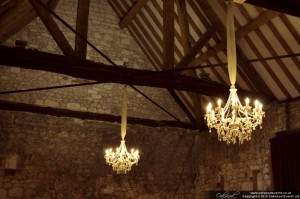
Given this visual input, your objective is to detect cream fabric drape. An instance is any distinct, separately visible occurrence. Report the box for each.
[227,1,237,85]
[121,87,127,139]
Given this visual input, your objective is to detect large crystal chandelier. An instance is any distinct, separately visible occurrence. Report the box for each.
[104,87,140,174]
[204,1,265,144]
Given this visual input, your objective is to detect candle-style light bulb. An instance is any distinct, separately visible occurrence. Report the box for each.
[206,103,212,112]
[217,99,222,107]
[254,100,259,109]
[245,98,250,106]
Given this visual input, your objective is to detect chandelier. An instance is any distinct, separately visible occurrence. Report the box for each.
[104,86,140,174]
[204,1,265,144]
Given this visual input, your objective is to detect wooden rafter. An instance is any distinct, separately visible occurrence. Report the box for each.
[119,0,149,28]
[176,24,218,68]
[145,0,183,62]
[75,0,90,58]
[256,27,300,93]
[0,46,275,102]
[236,47,270,93]
[0,0,16,15]
[0,100,194,129]
[280,15,300,46]
[0,0,59,43]
[190,10,280,67]
[163,0,174,69]
[267,18,300,68]
[236,5,296,98]
[134,16,163,59]
[123,0,163,66]
[175,0,190,53]
[198,0,274,96]
[107,0,161,68]
[29,0,74,56]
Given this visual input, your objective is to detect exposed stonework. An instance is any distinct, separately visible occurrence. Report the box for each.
[0,110,196,199]
[0,0,188,122]
[0,99,299,198]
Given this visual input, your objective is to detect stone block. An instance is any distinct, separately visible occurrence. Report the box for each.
[0,188,7,198]
[44,99,59,108]
[35,99,43,106]
[2,183,12,189]
[91,94,102,99]
[103,34,113,41]
[10,67,21,73]
[8,187,23,198]
[101,188,113,194]
[88,90,97,94]
[67,102,80,110]
[262,167,269,174]
[104,84,113,90]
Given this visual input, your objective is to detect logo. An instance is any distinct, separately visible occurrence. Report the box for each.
[216,191,241,199]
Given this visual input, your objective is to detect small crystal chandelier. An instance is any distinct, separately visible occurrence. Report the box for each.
[104,86,140,174]
[204,1,265,144]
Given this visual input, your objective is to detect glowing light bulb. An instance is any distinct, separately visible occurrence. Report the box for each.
[254,100,259,108]
[206,103,212,112]
[245,98,249,106]
[217,99,222,107]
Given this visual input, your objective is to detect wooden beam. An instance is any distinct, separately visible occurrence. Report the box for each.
[190,10,280,67]
[148,0,183,58]
[163,0,174,69]
[119,0,149,28]
[175,0,191,53]
[75,0,90,58]
[256,27,300,93]
[280,15,300,46]
[0,100,195,129]
[113,0,163,66]
[268,20,300,72]
[0,0,16,15]
[0,0,59,43]
[0,46,274,102]
[176,24,218,68]
[236,10,280,38]
[29,0,74,56]
[246,0,300,18]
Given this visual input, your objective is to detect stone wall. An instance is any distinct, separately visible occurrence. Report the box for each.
[0,98,299,199]
[0,110,196,199]
[0,0,188,122]
[193,99,300,198]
